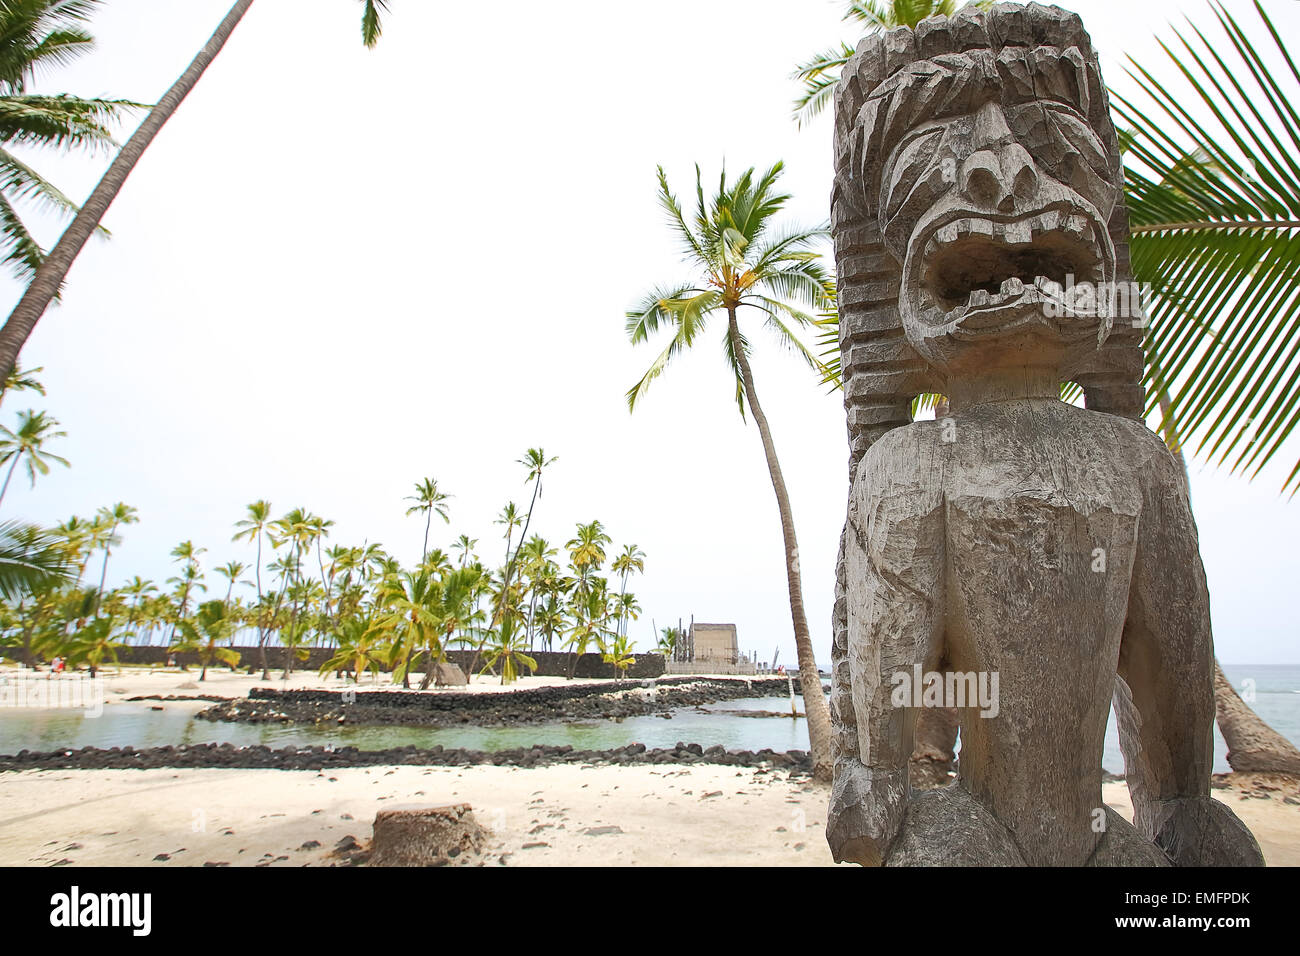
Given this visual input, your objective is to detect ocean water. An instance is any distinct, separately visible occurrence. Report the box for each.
[0,665,1296,775]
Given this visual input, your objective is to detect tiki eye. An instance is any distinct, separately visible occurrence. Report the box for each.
[882,127,945,222]
[1042,103,1111,174]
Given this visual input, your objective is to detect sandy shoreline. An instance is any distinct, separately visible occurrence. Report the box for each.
[1,764,1295,867]
[0,663,702,701]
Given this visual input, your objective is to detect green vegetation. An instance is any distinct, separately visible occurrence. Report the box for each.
[0,366,649,687]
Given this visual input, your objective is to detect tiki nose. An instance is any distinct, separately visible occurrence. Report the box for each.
[1001,142,1040,210]
[961,149,1005,207]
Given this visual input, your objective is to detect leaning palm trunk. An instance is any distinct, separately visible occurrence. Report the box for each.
[1213,662,1300,775]
[726,308,832,780]
[0,0,257,383]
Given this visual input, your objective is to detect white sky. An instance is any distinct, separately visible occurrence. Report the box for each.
[2,0,1297,666]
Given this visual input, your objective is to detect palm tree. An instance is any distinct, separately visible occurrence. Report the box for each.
[565,520,611,591]
[452,534,478,568]
[63,613,121,678]
[0,409,68,508]
[232,500,272,674]
[790,0,991,128]
[1113,0,1300,495]
[480,613,537,686]
[214,560,247,610]
[494,502,523,570]
[563,578,614,680]
[320,611,384,683]
[626,162,836,779]
[405,478,450,564]
[0,518,67,602]
[120,575,156,644]
[497,448,557,615]
[172,600,239,681]
[92,502,137,615]
[0,1,143,283]
[53,514,92,583]
[369,568,440,689]
[0,363,43,407]
[271,507,318,678]
[519,535,557,648]
[164,539,205,654]
[533,593,568,653]
[602,631,636,681]
[0,0,393,383]
[610,543,645,639]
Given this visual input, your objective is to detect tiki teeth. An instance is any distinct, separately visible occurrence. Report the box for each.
[970,218,994,237]
[1000,277,1024,295]
[1004,220,1032,244]
[969,289,991,307]
[1036,276,1064,298]
[1033,210,1061,233]
[937,223,959,243]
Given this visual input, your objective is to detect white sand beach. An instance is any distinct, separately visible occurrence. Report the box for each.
[0,764,1295,867]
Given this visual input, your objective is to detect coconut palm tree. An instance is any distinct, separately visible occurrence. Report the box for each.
[0,518,67,602]
[626,162,836,778]
[0,0,394,383]
[120,575,156,644]
[480,613,536,686]
[602,631,636,681]
[1113,0,1300,495]
[172,599,239,681]
[164,539,205,654]
[565,520,610,591]
[232,499,273,673]
[369,568,441,689]
[62,613,120,678]
[497,448,557,610]
[214,560,247,610]
[0,1,143,283]
[452,534,478,568]
[92,501,137,614]
[533,592,568,653]
[610,543,645,639]
[52,514,92,583]
[320,610,384,684]
[790,0,992,128]
[0,408,68,508]
[0,363,43,407]
[405,478,450,564]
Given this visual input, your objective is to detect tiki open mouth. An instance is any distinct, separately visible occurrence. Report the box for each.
[916,206,1106,334]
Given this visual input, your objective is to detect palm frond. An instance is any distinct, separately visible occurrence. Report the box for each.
[360,0,389,49]
[1117,0,1300,493]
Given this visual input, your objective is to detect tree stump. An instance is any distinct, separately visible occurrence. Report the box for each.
[369,804,486,867]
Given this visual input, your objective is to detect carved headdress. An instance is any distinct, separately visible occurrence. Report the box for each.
[832,2,1146,475]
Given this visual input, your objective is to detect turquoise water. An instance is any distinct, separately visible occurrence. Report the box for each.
[1,666,1296,775]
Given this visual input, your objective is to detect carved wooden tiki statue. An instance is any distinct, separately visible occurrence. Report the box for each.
[828,2,1264,867]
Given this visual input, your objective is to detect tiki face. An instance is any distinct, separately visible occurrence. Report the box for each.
[865,49,1123,376]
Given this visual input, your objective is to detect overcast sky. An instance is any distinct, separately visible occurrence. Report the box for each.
[3,0,1297,667]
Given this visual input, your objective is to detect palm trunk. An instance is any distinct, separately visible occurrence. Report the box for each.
[726,307,832,781]
[1213,662,1300,774]
[0,0,257,383]
[94,520,119,616]
[0,455,19,511]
